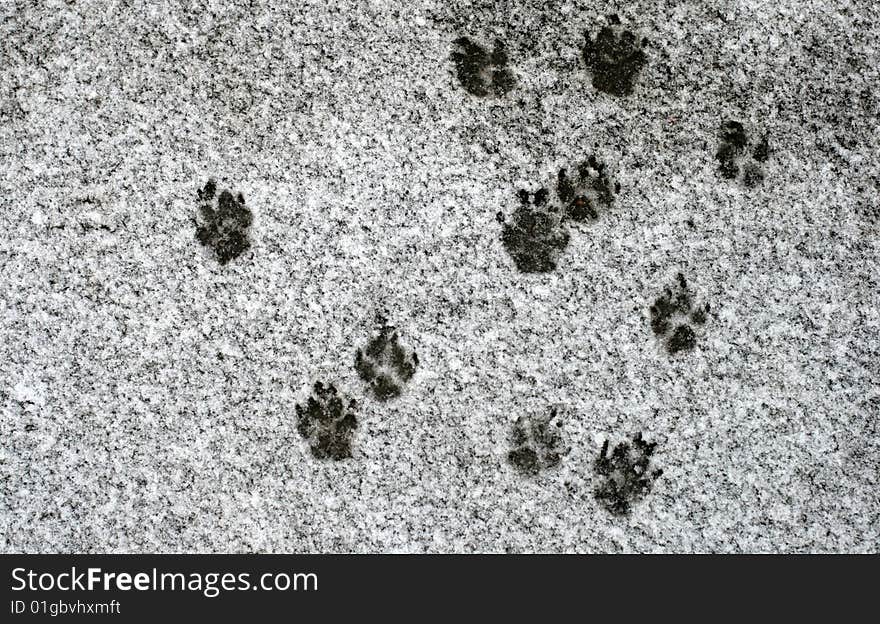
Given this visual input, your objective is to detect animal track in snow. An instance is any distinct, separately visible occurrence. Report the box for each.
[649,273,710,354]
[295,382,358,460]
[499,157,619,273]
[508,408,567,475]
[355,324,419,400]
[451,37,515,97]
[582,15,648,97]
[594,433,663,515]
[716,120,770,188]
[195,179,253,264]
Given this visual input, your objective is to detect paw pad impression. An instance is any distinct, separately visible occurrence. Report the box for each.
[715,120,770,187]
[594,433,662,515]
[649,273,709,354]
[500,189,571,274]
[355,325,419,400]
[451,37,515,97]
[582,15,648,96]
[500,156,618,273]
[508,408,567,475]
[556,156,620,222]
[295,382,358,460]
[195,179,253,264]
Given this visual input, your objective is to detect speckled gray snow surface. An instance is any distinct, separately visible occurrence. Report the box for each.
[1,0,878,553]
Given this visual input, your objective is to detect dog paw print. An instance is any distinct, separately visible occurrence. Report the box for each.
[582,15,648,96]
[715,121,770,188]
[594,433,662,515]
[451,37,515,97]
[508,408,567,475]
[649,273,710,354]
[295,382,358,460]
[556,156,621,222]
[195,179,253,264]
[355,324,419,400]
[499,189,571,273]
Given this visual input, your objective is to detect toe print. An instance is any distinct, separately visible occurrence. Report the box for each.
[451,37,515,97]
[582,15,648,97]
[355,324,419,400]
[556,156,620,222]
[508,408,567,476]
[295,382,358,460]
[594,433,662,515]
[500,188,570,273]
[195,179,253,264]
[649,273,710,354]
[715,121,770,187]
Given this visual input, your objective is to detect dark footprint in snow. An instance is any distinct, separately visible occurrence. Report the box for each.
[355,324,419,400]
[195,179,253,264]
[499,188,570,273]
[451,37,516,97]
[594,433,663,515]
[508,408,567,476]
[649,273,710,354]
[582,15,648,97]
[556,156,620,222]
[296,381,358,460]
[716,120,770,188]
